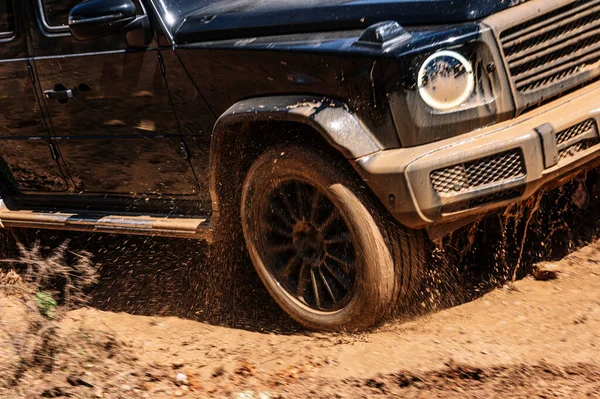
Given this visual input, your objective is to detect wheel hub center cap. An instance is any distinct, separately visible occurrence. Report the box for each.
[292,221,325,265]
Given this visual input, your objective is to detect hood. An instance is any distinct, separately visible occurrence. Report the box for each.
[171,0,525,44]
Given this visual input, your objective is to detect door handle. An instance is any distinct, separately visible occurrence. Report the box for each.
[44,88,74,102]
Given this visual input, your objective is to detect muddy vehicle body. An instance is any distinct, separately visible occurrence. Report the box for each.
[0,0,598,330]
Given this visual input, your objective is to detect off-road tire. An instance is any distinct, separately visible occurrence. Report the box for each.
[241,145,425,331]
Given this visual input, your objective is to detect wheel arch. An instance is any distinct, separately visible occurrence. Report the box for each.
[209,95,383,219]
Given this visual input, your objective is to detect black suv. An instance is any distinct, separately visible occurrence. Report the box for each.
[1,0,598,330]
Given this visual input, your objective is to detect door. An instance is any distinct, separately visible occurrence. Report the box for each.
[27,0,199,200]
[0,0,67,195]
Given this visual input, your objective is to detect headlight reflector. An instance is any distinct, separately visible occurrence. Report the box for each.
[418,50,475,111]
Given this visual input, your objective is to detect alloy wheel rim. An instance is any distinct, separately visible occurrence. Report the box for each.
[260,180,357,312]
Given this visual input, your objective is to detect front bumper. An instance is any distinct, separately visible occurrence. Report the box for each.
[355,80,600,235]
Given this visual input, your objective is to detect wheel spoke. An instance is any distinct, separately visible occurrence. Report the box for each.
[280,254,301,278]
[325,253,354,274]
[295,181,308,220]
[267,223,293,239]
[295,262,310,298]
[319,267,337,303]
[322,262,351,293]
[324,231,352,245]
[310,268,321,309]
[271,205,296,229]
[309,189,322,223]
[280,190,299,222]
[319,211,339,233]
[272,243,295,253]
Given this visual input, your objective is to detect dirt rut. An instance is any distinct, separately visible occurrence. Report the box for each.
[1,236,598,398]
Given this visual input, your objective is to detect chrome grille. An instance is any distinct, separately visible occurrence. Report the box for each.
[500,0,600,98]
[431,150,526,194]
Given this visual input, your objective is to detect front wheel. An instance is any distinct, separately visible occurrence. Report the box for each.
[241,145,425,331]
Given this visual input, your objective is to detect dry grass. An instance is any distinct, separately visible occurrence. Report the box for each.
[0,238,99,386]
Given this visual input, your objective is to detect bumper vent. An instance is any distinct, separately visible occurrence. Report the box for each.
[430,150,526,194]
[556,119,600,161]
[556,119,596,145]
[558,140,599,161]
[500,0,600,104]
[442,187,526,214]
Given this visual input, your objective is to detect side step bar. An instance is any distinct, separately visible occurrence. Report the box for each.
[0,202,213,241]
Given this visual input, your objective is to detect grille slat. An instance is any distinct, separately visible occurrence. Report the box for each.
[515,47,600,91]
[507,24,600,68]
[502,0,600,43]
[501,0,600,96]
[512,32,600,81]
[431,150,525,194]
[504,3,600,58]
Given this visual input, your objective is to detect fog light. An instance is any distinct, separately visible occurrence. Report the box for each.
[418,50,475,111]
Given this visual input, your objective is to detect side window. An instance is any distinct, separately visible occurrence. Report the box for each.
[0,0,15,39]
[38,0,81,30]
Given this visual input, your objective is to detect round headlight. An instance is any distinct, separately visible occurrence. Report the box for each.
[417,50,475,111]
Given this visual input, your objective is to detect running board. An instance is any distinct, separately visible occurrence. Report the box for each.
[0,202,213,241]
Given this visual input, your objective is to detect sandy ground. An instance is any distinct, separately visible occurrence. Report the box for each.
[0,177,599,398]
[1,229,599,398]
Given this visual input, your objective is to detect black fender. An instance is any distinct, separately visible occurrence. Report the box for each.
[209,95,382,214]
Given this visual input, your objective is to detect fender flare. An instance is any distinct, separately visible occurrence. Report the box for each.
[209,95,382,213]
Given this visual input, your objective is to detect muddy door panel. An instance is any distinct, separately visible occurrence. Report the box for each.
[27,0,199,198]
[0,1,67,193]
[57,136,197,196]
[157,40,216,213]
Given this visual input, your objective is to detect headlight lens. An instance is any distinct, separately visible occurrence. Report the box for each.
[417,50,475,111]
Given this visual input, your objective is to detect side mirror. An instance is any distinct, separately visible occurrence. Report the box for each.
[68,0,146,41]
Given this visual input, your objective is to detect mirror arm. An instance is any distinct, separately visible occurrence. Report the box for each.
[122,15,147,31]
[124,15,152,47]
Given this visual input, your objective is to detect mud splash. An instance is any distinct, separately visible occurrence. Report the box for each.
[412,169,600,318]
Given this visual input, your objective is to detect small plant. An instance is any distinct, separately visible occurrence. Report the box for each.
[34,291,57,319]
[0,237,99,386]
